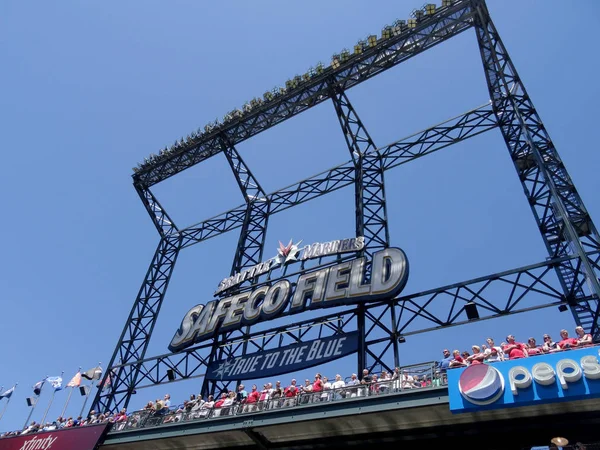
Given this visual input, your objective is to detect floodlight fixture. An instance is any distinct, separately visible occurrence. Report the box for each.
[331,55,341,69]
[382,26,393,40]
[340,49,350,62]
[393,20,406,36]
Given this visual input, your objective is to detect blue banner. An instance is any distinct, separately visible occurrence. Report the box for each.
[447,346,600,413]
[206,332,359,381]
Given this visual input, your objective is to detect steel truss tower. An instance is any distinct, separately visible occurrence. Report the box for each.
[92,0,600,414]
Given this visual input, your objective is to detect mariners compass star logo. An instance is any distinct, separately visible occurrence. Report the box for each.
[275,239,302,266]
[214,359,236,381]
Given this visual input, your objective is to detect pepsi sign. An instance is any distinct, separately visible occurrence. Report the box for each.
[448,346,600,413]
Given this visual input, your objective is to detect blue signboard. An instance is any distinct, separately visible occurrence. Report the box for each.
[448,346,600,413]
[206,332,359,381]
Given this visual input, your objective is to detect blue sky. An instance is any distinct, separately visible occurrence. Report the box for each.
[1,0,599,433]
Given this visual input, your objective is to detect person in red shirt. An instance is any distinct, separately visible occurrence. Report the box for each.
[502,335,528,359]
[243,385,260,413]
[575,326,593,347]
[449,350,467,368]
[283,379,298,407]
[466,345,485,365]
[557,329,578,350]
[312,373,324,403]
[212,392,227,417]
[526,337,544,356]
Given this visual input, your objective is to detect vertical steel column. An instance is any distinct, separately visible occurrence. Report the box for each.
[331,89,393,374]
[472,0,600,339]
[201,137,270,397]
[92,186,182,413]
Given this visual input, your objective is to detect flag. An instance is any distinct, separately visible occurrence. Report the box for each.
[47,376,63,391]
[33,379,46,396]
[67,371,82,388]
[0,385,15,399]
[98,373,112,391]
[82,366,102,381]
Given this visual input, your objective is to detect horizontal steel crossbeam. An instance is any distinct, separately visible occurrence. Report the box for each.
[180,104,496,248]
[110,254,572,390]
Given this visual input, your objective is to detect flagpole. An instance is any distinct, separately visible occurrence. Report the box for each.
[79,381,97,419]
[40,390,55,425]
[79,362,101,419]
[0,384,17,422]
[23,392,41,430]
[61,368,80,418]
[41,371,63,425]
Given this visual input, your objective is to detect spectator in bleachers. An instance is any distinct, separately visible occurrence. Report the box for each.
[485,338,505,362]
[236,384,247,403]
[345,373,360,398]
[320,376,331,402]
[449,349,467,368]
[270,381,283,408]
[221,391,236,415]
[392,367,404,390]
[502,335,528,359]
[379,370,391,393]
[283,379,298,407]
[331,374,345,399]
[527,337,544,356]
[437,349,453,373]
[401,369,417,389]
[243,385,259,412]
[258,383,271,410]
[369,374,380,395]
[557,329,578,350]
[312,373,324,403]
[212,393,227,417]
[199,395,214,418]
[466,345,485,365]
[542,333,559,353]
[300,379,313,404]
[576,326,593,347]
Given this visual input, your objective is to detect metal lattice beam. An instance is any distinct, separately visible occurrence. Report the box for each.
[133,0,476,188]
[135,185,178,236]
[331,89,391,374]
[202,139,271,397]
[91,235,182,413]
[111,254,573,390]
[180,104,497,248]
[472,0,600,339]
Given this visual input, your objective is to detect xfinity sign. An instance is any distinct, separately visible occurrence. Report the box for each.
[170,247,409,352]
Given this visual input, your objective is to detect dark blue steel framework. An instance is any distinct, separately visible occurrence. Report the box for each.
[91,0,600,414]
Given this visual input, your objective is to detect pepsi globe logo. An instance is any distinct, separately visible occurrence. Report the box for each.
[458,364,505,405]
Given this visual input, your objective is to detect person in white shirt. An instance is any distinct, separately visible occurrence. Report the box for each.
[331,374,345,400]
[345,373,360,398]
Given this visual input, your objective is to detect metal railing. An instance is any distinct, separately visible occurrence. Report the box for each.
[112,361,442,432]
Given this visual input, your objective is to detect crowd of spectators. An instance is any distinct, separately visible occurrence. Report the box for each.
[1,325,594,437]
[436,326,593,373]
[0,406,129,438]
[117,364,446,431]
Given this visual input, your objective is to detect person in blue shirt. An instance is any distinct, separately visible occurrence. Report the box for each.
[437,349,453,373]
